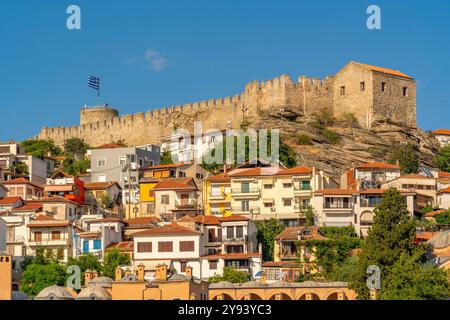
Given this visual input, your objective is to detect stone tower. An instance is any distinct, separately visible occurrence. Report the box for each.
[80,105,119,125]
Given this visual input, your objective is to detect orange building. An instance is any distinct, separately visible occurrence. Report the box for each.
[0,252,12,300]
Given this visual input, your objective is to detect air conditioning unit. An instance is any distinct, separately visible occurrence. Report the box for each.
[131,163,137,170]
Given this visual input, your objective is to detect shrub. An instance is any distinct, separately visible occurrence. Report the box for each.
[321,129,342,145]
[313,107,335,126]
[341,112,359,128]
[297,134,313,145]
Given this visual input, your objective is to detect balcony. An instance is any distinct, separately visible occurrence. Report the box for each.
[209,192,226,201]
[280,251,298,260]
[7,235,25,244]
[231,206,260,215]
[231,188,260,199]
[205,237,222,246]
[293,185,312,194]
[222,236,248,243]
[28,239,70,246]
[175,199,197,209]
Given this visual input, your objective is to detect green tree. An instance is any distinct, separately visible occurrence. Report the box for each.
[20,263,68,297]
[22,139,62,159]
[380,250,450,300]
[434,145,450,172]
[208,267,248,284]
[10,162,29,175]
[256,219,285,261]
[350,189,417,299]
[99,193,114,210]
[435,210,450,225]
[388,144,419,174]
[67,254,102,285]
[102,248,130,278]
[64,138,90,158]
[298,205,315,227]
[62,156,90,176]
[161,151,174,165]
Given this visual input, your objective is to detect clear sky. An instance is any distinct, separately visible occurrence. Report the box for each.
[1,0,450,141]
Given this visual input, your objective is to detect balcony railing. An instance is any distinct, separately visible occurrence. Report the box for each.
[28,239,69,246]
[231,206,260,214]
[324,203,352,209]
[231,188,260,197]
[7,235,25,243]
[175,199,197,208]
[222,236,248,243]
[209,192,226,200]
[293,186,312,192]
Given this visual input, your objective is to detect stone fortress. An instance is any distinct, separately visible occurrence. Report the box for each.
[37,61,417,147]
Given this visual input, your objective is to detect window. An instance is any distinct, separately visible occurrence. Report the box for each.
[27,188,33,195]
[301,180,311,190]
[34,232,42,242]
[178,171,186,178]
[264,184,273,189]
[209,260,218,270]
[158,241,173,252]
[17,187,24,196]
[360,82,365,91]
[403,87,408,96]
[51,231,61,240]
[146,203,155,214]
[98,174,107,182]
[283,183,292,188]
[137,242,152,253]
[93,240,102,250]
[161,195,170,205]
[180,261,187,272]
[236,226,244,239]
[340,86,345,96]
[119,156,126,166]
[283,198,292,206]
[97,157,106,166]
[264,202,273,208]
[241,200,249,212]
[381,82,386,92]
[196,173,204,180]
[179,241,195,252]
[9,187,15,196]
[227,227,234,239]
[241,182,250,193]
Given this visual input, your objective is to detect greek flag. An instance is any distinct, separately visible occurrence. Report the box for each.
[88,75,100,96]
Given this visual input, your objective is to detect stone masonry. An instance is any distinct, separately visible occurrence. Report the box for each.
[37,61,416,147]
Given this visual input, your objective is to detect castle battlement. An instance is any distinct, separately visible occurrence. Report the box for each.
[37,61,416,147]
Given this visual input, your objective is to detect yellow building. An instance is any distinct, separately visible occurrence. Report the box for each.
[139,178,159,216]
[203,173,232,217]
[0,252,12,300]
[112,264,209,300]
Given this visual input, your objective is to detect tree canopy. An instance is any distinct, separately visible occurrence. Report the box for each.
[434,145,450,172]
[22,139,62,159]
[208,267,248,284]
[388,143,419,174]
[256,219,285,261]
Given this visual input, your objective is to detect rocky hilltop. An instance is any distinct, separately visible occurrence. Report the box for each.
[250,106,440,178]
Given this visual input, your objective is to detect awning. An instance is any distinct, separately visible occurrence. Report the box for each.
[44,185,73,192]
[262,198,275,204]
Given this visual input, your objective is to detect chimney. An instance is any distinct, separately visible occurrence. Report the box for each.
[395,159,400,167]
[156,264,168,281]
[137,263,145,281]
[91,270,98,280]
[84,269,92,286]
[124,268,132,277]
[115,267,123,281]
[186,266,193,278]
[261,272,267,285]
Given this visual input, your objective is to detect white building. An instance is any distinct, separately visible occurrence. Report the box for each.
[432,129,450,147]
[341,162,401,190]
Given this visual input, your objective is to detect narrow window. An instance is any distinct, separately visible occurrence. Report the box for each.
[403,87,408,96]
[340,86,345,96]
[381,82,386,92]
[360,82,365,91]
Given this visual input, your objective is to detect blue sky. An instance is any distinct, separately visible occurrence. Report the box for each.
[1,0,450,141]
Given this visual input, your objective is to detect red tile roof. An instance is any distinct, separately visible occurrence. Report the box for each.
[314,189,355,195]
[354,62,413,79]
[416,231,438,241]
[229,167,284,177]
[276,166,313,175]
[425,210,446,218]
[11,202,43,212]
[207,173,230,182]
[400,174,434,180]
[219,215,249,222]
[2,178,43,189]
[262,261,303,268]
[38,196,80,205]
[356,162,400,170]
[142,163,191,170]
[192,215,221,225]
[432,129,450,136]
[87,217,123,224]
[94,143,125,149]
[132,222,200,237]
[0,196,23,205]
[153,180,196,191]
[125,216,160,226]
[438,172,450,178]
[438,187,450,194]
[84,182,120,190]
[28,214,70,228]
[107,241,134,252]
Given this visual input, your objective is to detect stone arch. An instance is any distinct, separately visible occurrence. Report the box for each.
[298,292,320,300]
[211,293,234,300]
[267,292,293,300]
[239,293,263,300]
